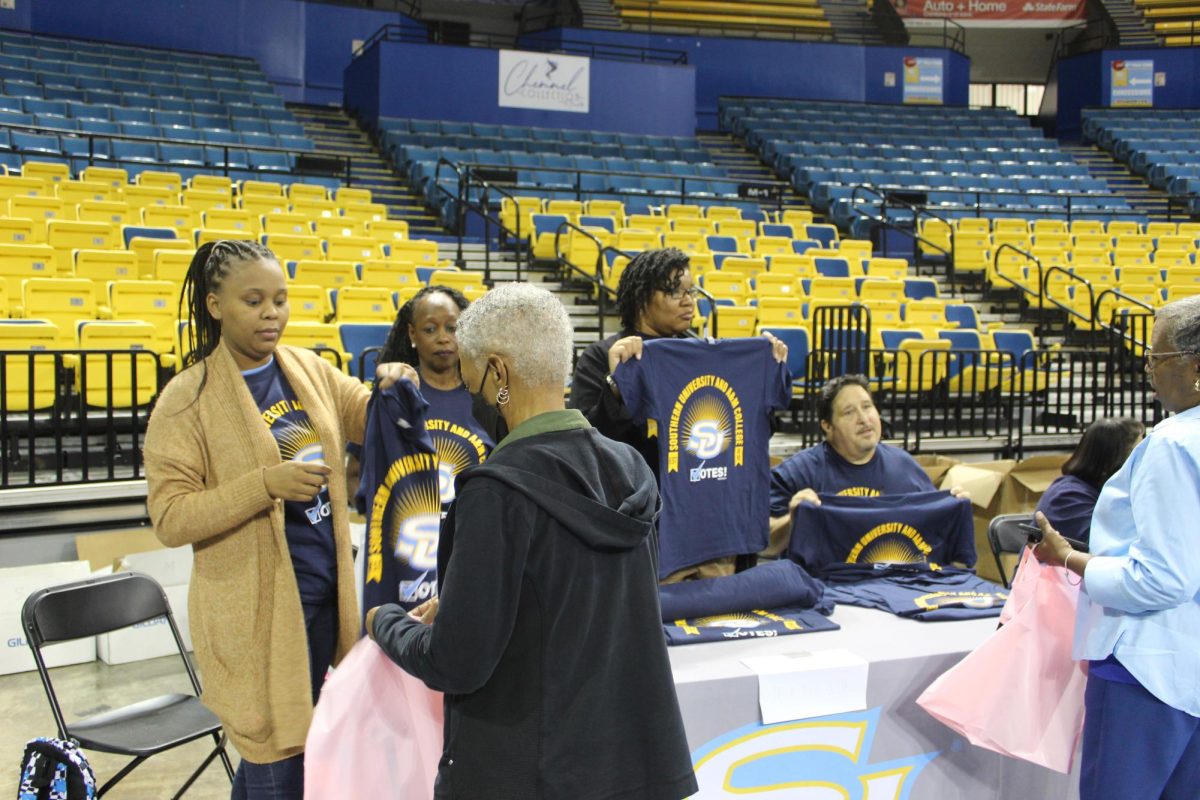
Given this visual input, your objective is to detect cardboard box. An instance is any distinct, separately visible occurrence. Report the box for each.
[117,546,194,588]
[0,561,96,675]
[75,527,163,573]
[913,454,962,488]
[97,582,191,665]
[942,454,1068,583]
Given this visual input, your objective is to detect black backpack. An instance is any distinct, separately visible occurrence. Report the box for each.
[16,738,97,800]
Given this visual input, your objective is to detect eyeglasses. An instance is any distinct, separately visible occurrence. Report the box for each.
[665,287,700,301]
[1143,347,1196,369]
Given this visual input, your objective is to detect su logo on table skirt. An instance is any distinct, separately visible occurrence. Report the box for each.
[689,708,938,799]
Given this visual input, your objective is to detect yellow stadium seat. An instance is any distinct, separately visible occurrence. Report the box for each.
[57,181,117,205]
[240,195,288,218]
[605,253,632,290]
[864,257,907,279]
[360,260,420,291]
[142,205,201,238]
[325,236,381,264]
[203,208,261,235]
[1119,265,1165,292]
[0,276,7,317]
[263,212,312,235]
[387,239,441,267]
[287,183,328,202]
[668,217,711,237]
[1165,285,1200,302]
[0,217,38,245]
[662,231,707,254]
[666,204,702,219]
[429,269,485,295]
[262,233,324,263]
[127,236,192,278]
[992,218,1029,235]
[1152,249,1194,268]
[1107,220,1142,237]
[903,298,948,329]
[189,175,233,194]
[287,284,331,323]
[499,197,543,242]
[1114,234,1153,253]
[781,209,815,228]
[314,218,367,240]
[74,250,137,286]
[1112,247,1152,267]
[862,299,903,337]
[718,256,766,281]
[136,170,183,193]
[1073,232,1114,250]
[1146,222,1177,238]
[280,321,348,370]
[585,199,624,219]
[0,243,57,283]
[766,253,814,278]
[291,199,339,219]
[754,296,803,328]
[80,166,127,189]
[0,320,60,411]
[992,231,1031,252]
[182,188,233,212]
[195,228,252,248]
[240,180,283,198]
[107,279,177,354]
[75,320,162,408]
[19,278,99,345]
[759,222,794,238]
[919,218,952,259]
[859,278,905,303]
[45,220,116,273]
[751,236,793,257]
[366,219,409,245]
[808,277,857,301]
[715,218,756,244]
[754,273,801,299]
[1033,232,1071,251]
[9,195,68,225]
[336,186,373,206]
[334,286,395,323]
[77,200,132,228]
[22,161,70,188]
[546,199,583,220]
[688,252,714,274]
[150,250,195,283]
[1069,246,1112,268]
[1032,220,1068,236]
[705,206,743,221]
[340,202,388,224]
[1154,235,1194,251]
[712,305,757,338]
[955,218,990,235]
[625,214,670,236]
[836,239,872,261]
[1070,219,1106,235]
[0,175,47,201]
[121,185,176,211]
[700,272,749,303]
[292,260,358,289]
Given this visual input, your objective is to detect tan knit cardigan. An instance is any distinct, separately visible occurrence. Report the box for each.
[143,342,368,763]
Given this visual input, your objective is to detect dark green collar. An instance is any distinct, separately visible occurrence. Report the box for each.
[492,409,591,455]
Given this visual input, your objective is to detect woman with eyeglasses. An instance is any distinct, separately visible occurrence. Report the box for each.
[569,247,786,480]
[1033,295,1200,800]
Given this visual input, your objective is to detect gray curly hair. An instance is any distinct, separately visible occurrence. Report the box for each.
[1155,295,1200,353]
[456,282,574,388]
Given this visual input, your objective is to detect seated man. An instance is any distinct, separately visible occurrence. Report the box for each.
[765,374,963,556]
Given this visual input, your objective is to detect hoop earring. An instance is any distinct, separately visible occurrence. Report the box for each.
[1194,377,1200,392]
[496,385,511,406]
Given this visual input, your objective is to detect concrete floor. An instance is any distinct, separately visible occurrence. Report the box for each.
[3,655,238,799]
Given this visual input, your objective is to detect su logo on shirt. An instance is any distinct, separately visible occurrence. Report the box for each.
[668,375,745,483]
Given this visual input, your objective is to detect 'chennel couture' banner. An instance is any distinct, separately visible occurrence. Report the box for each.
[895,0,1086,22]
[497,50,590,114]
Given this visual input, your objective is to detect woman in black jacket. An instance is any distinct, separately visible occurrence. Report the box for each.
[367,282,698,800]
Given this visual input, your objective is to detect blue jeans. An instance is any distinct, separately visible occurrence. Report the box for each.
[230,601,337,800]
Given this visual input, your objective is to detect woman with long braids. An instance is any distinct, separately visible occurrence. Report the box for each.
[142,240,413,800]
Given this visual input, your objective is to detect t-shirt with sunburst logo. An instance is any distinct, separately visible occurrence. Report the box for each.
[614,338,790,578]
[768,442,935,518]
[419,384,494,509]
[789,490,976,576]
[243,356,337,605]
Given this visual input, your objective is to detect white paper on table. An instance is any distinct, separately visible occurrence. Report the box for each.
[741,648,869,725]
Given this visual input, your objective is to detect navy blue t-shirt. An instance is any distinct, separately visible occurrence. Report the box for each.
[769,442,935,517]
[1035,474,1099,546]
[243,357,336,605]
[420,383,493,508]
[663,606,840,645]
[614,338,790,578]
[822,563,1008,621]
[789,490,976,575]
[357,380,442,614]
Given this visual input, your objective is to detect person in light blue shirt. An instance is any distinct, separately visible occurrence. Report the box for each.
[1034,295,1200,800]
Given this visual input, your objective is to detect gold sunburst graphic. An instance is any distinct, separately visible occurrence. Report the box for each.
[694,612,762,628]
[276,420,323,463]
[390,474,441,529]
[682,393,733,458]
[432,432,475,475]
[856,536,926,564]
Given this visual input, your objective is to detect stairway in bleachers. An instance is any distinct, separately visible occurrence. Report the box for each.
[578,0,624,29]
[818,0,888,43]
[696,132,812,217]
[287,104,443,236]
[1100,0,1160,45]
[1062,142,1171,223]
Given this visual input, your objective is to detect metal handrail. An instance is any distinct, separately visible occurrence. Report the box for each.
[846,184,956,284]
[473,176,528,281]
[432,157,467,265]
[553,220,612,339]
[992,243,1047,346]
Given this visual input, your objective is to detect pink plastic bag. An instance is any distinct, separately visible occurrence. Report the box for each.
[917,547,1086,773]
[304,637,443,799]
